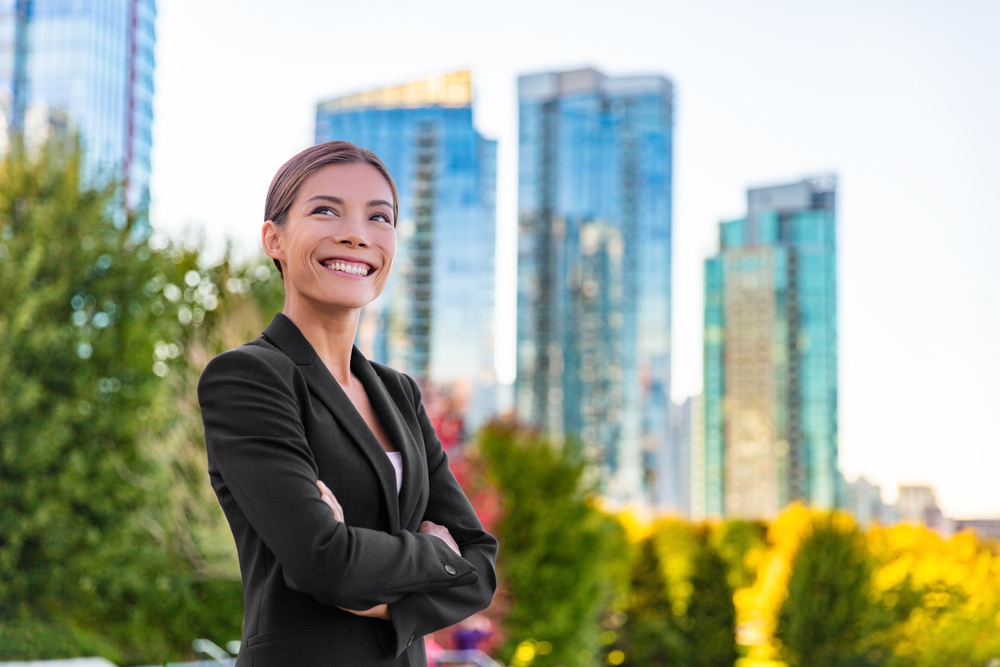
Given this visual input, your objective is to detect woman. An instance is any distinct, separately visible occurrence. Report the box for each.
[198,141,498,667]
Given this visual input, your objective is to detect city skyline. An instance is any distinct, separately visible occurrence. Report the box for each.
[139,0,998,516]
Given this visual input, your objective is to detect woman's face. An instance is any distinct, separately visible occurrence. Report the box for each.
[262,162,397,313]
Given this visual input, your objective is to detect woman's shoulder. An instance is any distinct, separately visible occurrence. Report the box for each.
[200,336,299,386]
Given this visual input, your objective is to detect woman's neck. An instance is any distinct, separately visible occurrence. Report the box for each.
[281,296,360,385]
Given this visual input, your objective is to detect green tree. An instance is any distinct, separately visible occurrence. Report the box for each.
[619,536,686,667]
[0,138,245,662]
[714,519,768,591]
[477,421,629,667]
[616,525,736,667]
[776,515,876,667]
[687,528,737,667]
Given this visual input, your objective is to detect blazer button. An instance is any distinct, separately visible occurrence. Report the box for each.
[445,564,457,575]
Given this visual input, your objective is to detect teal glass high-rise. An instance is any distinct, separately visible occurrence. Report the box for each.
[516,68,673,503]
[703,177,838,518]
[0,0,156,213]
[315,72,497,427]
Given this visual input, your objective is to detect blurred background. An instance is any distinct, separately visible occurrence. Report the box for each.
[1,0,999,665]
[149,0,1000,519]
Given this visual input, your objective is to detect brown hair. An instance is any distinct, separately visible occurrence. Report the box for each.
[264,140,399,274]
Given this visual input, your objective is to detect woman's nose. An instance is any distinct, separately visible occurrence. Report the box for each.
[334,218,368,247]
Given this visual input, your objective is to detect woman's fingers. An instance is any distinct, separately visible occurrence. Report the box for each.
[337,604,391,620]
[316,480,344,522]
[417,520,461,556]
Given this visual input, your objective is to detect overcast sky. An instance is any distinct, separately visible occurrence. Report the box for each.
[149,0,1000,517]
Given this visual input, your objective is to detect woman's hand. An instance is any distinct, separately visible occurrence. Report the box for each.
[317,482,389,619]
[418,520,460,556]
[338,603,391,620]
[317,484,455,617]
[316,480,344,522]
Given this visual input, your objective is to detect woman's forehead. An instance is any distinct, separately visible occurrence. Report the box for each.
[298,163,394,203]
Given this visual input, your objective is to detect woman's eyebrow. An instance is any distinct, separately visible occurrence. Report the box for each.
[305,195,390,209]
[306,195,344,205]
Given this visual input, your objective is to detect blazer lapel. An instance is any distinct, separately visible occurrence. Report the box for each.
[261,314,401,532]
[351,352,425,530]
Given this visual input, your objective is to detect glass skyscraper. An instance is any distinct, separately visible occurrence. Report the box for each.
[516,68,673,503]
[703,176,838,518]
[315,71,497,427]
[0,0,156,211]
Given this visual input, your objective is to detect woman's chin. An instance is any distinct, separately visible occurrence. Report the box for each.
[318,291,379,312]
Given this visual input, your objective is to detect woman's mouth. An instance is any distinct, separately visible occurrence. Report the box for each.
[320,258,372,277]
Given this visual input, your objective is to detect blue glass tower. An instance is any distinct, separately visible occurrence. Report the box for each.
[516,68,673,503]
[315,72,497,427]
[0,0,156,212]
[703,176,838,518]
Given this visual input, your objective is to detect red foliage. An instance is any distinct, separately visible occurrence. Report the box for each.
[426,444,507,655]
[448,451,501,535]
[422,385,467,451]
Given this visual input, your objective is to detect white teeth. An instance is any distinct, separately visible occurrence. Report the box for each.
[326,260,369,276]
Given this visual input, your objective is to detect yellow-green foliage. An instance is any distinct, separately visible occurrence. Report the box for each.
[610,514,737,667]
[868,523,1000,666]
[734,503,823,661]
[731,504,1000,667]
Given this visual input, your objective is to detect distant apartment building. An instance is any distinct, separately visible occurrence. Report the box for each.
[516,67,673,503]
[315,71,497,427]
[0,0,156,211]
[688,394,706,521]
[896,484,940,524]
[846,476,895,527]
[703,177,838,519]
[953,519,1000,543]
[660,397,698,517]
[896,484,955,534]
[846,479,1000,542]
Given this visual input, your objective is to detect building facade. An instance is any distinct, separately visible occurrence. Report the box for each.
[703,176,838,519]
[687,394,706,520]
[0,0,156,210]
[661,397,694,517]
[315,71,497,427]
[516,68,673,502]
[846,476,893,527]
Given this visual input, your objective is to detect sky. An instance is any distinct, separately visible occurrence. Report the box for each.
[149,0,1000,517]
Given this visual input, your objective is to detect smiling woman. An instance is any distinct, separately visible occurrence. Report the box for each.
[261,156,397,316]
[197,141,498,667]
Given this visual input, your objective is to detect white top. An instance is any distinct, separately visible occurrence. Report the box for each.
[386,451,403,495]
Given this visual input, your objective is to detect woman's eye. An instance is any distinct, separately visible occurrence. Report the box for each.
[371,213,392,224]
[313,206,337,216]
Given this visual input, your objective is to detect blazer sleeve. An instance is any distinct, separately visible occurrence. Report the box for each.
[387,375,499,657]
[198,348,480,610]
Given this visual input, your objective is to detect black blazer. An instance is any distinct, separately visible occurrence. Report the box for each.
[198,313,498,667]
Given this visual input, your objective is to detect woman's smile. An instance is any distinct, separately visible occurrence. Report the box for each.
[320,256,374,278]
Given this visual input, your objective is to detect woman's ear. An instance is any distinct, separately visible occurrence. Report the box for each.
[261,220,285,268]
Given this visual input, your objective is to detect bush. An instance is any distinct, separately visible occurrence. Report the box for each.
[776,514,876,667]
[477,421,629,667]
